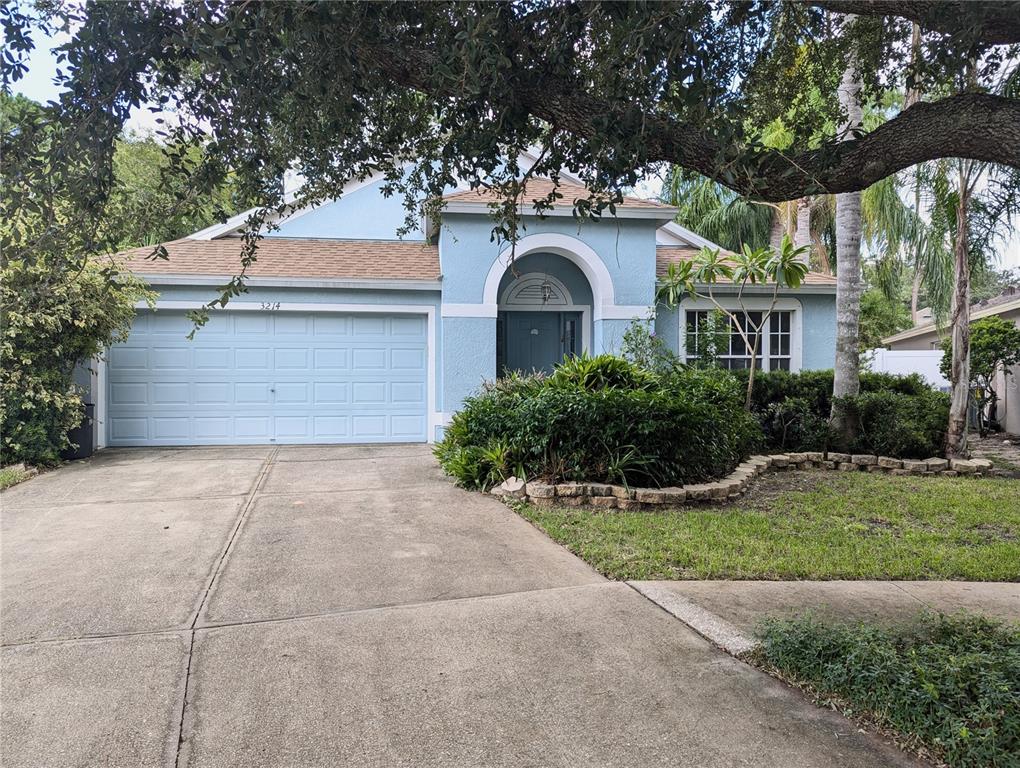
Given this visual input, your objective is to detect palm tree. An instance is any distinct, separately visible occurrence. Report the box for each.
[832,59,865,409]
[660,169,774,252]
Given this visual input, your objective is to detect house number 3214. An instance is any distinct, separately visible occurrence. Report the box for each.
[260,302,281,311]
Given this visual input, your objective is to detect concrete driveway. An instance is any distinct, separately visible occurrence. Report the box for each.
[2,445,922,767]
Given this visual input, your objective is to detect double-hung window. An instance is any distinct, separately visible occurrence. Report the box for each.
[684,309,794,372]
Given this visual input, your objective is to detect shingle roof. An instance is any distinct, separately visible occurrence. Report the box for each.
[656,246,837,286]
[444,179,672,210]
[115,238,441,281]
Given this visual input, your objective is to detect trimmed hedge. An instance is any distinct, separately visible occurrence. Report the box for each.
[436,355,760,489]
[734,369,949,458]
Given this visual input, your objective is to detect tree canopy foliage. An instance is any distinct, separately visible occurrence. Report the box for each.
[2,0,1018,253]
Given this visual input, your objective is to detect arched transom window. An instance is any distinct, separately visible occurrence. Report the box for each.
[500,275,572,307]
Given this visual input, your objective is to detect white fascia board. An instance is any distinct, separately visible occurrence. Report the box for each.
[691,282,837,295]
[656,221,724,250]
[881,297,1020,344]
[186,169,398,241]
[442,201,678,224]
[517,148,585,185]
[137,273,442,291]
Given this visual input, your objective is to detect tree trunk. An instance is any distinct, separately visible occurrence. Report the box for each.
[946,164,972,458]
[795,198,812,265]
[831,49,865,423]
[768,209,785,252]
[910,264,923,322]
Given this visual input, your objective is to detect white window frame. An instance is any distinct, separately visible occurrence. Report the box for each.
[677,297,803,372]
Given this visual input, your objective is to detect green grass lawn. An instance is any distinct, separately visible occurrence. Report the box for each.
[515,473,1020,581]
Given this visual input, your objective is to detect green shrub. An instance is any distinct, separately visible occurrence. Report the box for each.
[436,356,761,489]
[736,368,931,417]
[834,390,949,458]
[756,613,1020,768]
[733,369,946,457]
[547,353,656,391]
[1,257,151,465]
[620,319,679,374]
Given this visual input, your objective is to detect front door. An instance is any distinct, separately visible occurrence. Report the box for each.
[499,311,581,375]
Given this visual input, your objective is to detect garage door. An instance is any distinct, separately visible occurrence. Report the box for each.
[106,310,429,445]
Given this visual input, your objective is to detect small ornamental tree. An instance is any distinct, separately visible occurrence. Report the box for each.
[940,316,1020,436]
[655,235,810,409]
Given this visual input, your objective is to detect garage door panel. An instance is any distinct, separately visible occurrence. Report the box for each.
[107,311,428,445]
[313,382,349,404]
[195,382,231,404]
[109,346,148,369]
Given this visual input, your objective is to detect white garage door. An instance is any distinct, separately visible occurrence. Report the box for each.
[106,310,429,445]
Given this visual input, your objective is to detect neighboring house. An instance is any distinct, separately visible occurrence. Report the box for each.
[95,159,837,447]
[883,287,1020,435]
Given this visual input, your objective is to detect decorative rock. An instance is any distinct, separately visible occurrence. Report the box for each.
[804,452,824,462]
[970,458,993,471]
[590,495,618,509]
[611,485,635,500]
[787,452,809,463]
[587,483,613,497]
[528,483,556,498]
[635,488,667,504]
[940,470,959,477]
[902,460,927,474]
[838,462,858,472]
[890,468,911,476]
[798,461,814,470]
[851,454,878,466]
[950,459,977,474]
[705,482,730,499]
[877,457,903,469]
[820,460,837,470]
[617,499,645,511]
[770,454,790,468]
[494,476,527,497]
[684,484,712,501]
[866,464,885,473]
[925,457,949,472]
[531,496,555,508]
[750,455,773,468]
[556,483,587,497]
[658,487,687,504]
[827,452,851,464]
[559,495,588,507]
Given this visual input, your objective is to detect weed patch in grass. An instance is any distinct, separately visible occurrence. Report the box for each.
[0,465,33,490]
[753,613,1020,768]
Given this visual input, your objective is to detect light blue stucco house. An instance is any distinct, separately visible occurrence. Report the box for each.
[105,158,836,448]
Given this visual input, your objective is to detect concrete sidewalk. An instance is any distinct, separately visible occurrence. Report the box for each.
[3,446,931,767]
[631,580,1020,655]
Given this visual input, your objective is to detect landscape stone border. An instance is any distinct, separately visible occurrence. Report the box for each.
[491,453,996,510]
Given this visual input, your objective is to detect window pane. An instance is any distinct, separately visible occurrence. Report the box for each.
[767,311,792,371]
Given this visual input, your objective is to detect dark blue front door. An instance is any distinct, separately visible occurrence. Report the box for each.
[499,311,580,375]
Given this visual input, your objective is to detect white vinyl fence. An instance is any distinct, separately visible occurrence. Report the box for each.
[865,348,950,390]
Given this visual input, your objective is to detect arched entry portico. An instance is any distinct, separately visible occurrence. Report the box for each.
[496,270,591,374]
[483,234,611,374]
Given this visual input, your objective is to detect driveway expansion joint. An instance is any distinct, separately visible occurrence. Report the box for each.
[626,581,758,657]
[174,446,279,768]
